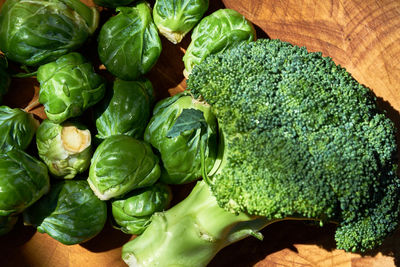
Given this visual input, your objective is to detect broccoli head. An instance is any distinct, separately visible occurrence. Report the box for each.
[122,39,400,266]
[188,39,400,252]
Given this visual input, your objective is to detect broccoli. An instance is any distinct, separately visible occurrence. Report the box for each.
[121,39,400,266]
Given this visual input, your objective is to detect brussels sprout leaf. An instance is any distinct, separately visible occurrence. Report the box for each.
[166,109,206,138]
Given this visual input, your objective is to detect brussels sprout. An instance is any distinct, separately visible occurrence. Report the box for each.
[153,0,209,44]
[23,180,107,245]
[88,135,161,200]
[0,55,10,103]
[98,1,162,81]
[144,92,217,184]
[183,9,256,77]
[0,0,99,66]
[94,0,137,8]
[94,78,153,140]
[0,215,18,236]
[36,120,92,179]
[0,149,50,216]
[38,52,106,123]
[0,106,39,153]
[111,183,171,234]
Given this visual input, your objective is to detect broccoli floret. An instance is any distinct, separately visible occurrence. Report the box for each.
[122,39,400,266]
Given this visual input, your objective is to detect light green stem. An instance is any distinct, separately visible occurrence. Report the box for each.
[122,180,272,267]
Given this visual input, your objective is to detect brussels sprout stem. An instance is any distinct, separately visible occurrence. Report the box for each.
[122,181,271,267]
[23,98,41,113]
[61,125,91,153]
[157,25,185,44]
[59,0,99,34]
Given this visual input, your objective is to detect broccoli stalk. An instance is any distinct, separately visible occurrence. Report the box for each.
[122,180,271,267]
[122,180,327,267]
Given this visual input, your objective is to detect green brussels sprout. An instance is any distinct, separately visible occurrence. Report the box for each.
[38,52,106,124]
[111,183,171,234]
[94,0,137,8]
[97,1,162,81]
[0,55,10,103]
[23,180,107,245]
[0,149,50,216]
[0,215,18,236]
[88,135,161,200]
[0,0,99,66]
[94,78,153,140]
[36,119,92,179]
[183,9,256,77]
[153,0,209,44]
[0,106,39,153]
[144,92,217,184]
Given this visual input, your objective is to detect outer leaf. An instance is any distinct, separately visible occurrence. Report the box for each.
[0,0,99,66]
[111,183,171,234]
[166,108,206,138]
[0,149,50,216]
[94,0,137,8]
[36,119,92,179]
[144,92,217,184]
[0,106,39,153]
[88,135,161,200]
[38,52,106,123]
[23,180,107,245]
[97,1,162,80]
[183,8,256,77]
[94,78,153,140]
[153,0,209,44]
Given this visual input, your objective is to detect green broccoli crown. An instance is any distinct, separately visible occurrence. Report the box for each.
[187,38,400,252]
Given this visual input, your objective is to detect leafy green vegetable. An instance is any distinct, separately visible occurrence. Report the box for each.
[94,0,137,8]
[0,106,39,153]
[38,52,106,123]
[112,183,171,235]
[0,0,99,66]
[0,149,50,216]
[98,1,162,80]
[36,119,92,179]
[144,92,217,184]
[0,215,18,236]
[23,180,107,245]
[122,39,400,266]
[94,78,153,140]
[0,55,10,103]
[88,135,161,200]
[153,0,209,44]
[183,8,256,77]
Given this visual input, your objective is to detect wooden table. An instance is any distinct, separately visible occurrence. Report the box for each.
[1,0,399,266]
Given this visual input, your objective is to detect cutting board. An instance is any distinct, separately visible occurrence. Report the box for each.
[1,0,400,266]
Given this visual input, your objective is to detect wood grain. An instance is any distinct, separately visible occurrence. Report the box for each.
[1,0,400,267]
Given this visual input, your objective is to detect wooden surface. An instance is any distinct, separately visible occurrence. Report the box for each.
[1,0,400,266]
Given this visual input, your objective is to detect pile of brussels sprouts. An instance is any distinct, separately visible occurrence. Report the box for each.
[0,0,255,249]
